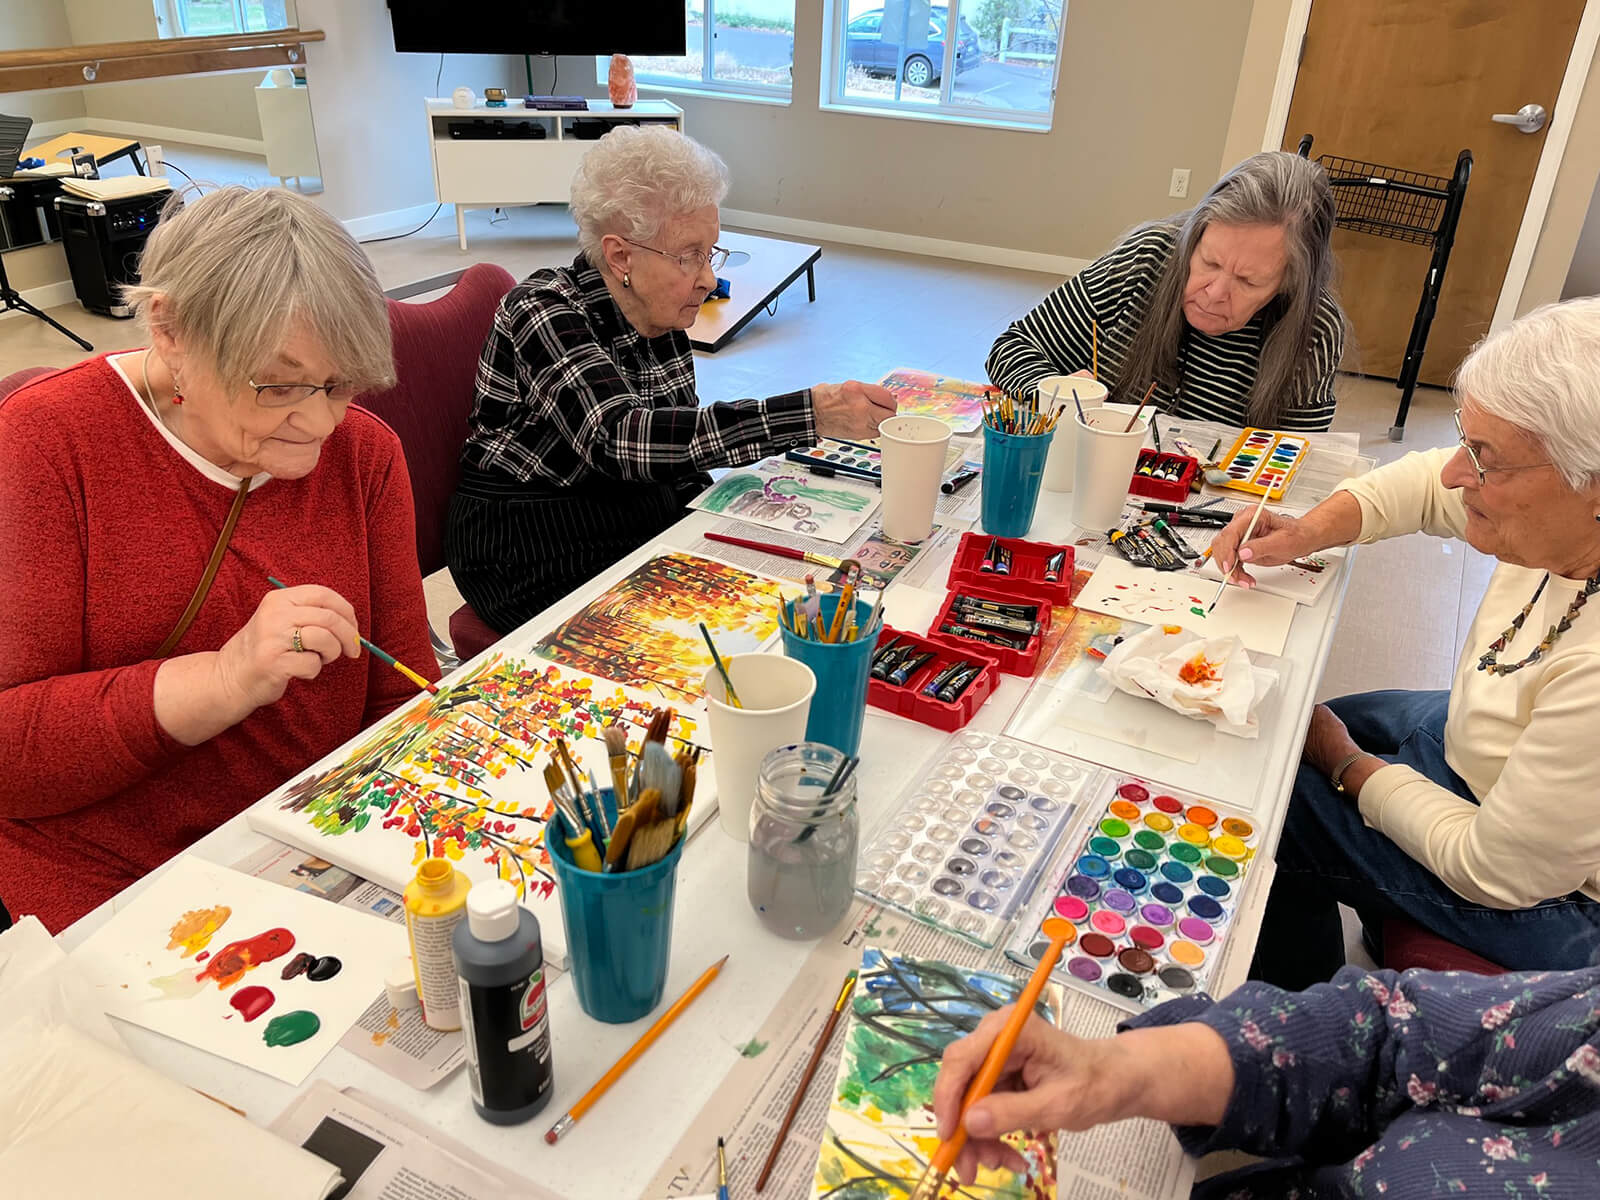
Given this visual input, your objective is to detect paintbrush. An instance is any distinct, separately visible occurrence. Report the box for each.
[602,724,634,812]
[1092,320,1099,380]
[267,575,438,695]
[624,816,679,871]
[638,741,683,817]
[754,970,856,1191]
[699,622,743,708]
[1123,381,1158,433]
[630,708,671,798]
[1207,487,1272,613]
[543,763,601,872]
[675,748,699,839]
[795,755,858,844]
[1069,382,1086,427]
[555,738,607,842]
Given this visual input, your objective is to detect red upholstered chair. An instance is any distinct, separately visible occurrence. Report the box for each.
[360,264,516,666]
[1380,918,1507,975]
[0,366,57,404]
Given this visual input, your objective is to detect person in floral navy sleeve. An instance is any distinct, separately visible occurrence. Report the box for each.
[933,966,1600,1197]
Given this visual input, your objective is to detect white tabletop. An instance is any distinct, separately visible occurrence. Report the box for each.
[60,447,1353,1198]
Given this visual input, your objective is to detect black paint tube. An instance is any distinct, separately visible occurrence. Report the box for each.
[887,651,935,687]
[936,662,983,703]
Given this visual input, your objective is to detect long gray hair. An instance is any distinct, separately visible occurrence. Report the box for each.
[1112,151,1339,426]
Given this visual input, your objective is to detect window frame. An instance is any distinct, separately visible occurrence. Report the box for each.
[593,1,794,105]
[822,0,1066,132]
[154,0,289,38]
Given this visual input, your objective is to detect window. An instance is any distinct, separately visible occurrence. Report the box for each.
[154,1,292,37]
[827,0,1065,127]
[594,1,795,101]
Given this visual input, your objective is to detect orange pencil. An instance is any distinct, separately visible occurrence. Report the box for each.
[544,955,730,1144]
[908,918,1075,1199]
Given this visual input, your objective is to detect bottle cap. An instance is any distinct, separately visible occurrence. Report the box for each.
[385,957,420,1009]
[466,879,520,942]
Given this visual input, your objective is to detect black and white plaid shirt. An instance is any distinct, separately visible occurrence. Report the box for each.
[460,255,816,487]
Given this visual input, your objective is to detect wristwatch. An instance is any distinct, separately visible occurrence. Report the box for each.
[1330,751,1374,794]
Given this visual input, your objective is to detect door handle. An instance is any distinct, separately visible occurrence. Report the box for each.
[1491,103,1547,133]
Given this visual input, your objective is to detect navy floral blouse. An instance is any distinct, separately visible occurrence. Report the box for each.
[1128,966,1600,1198]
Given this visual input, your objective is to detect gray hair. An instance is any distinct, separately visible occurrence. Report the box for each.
[124,186,395,392]
[1113,151,1341,426]
[569,126,730,270]
[1456,296,1600,492]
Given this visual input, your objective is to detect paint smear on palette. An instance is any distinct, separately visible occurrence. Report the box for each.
[281,952,343,982]
[229,985,275,1022]
[263,1010,321,1047]
[167,906,230,957]
[148,926,296,999]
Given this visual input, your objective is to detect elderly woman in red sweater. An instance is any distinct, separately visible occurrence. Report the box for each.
[0,186,438,933]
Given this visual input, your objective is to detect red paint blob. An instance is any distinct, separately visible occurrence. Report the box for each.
[1117,782,1150,804]
[194,951,210,962]
[229,985,275,1022]
[199,928,297,988]
[1152,794,1184,814]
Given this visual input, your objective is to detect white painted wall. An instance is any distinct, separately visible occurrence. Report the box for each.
[1562,173,1600,298]
[0,0,87,125]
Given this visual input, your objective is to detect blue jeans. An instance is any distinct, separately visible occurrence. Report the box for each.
[1251,689,1600,989]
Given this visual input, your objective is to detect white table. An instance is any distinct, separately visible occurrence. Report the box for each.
[60,462,1355,1198]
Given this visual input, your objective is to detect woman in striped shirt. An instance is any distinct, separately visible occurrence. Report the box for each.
[988,152,1346,431]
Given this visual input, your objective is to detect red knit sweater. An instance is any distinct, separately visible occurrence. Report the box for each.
[0,356,439,932]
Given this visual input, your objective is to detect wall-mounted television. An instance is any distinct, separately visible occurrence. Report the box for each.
[387,2,687,57]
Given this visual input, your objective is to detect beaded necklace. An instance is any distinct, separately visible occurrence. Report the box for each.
[1477,568,1600,676]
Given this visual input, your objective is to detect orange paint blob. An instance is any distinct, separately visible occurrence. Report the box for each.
[199,928,296,988]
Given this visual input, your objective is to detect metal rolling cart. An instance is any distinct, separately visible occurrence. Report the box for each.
[1297,134,1473,441]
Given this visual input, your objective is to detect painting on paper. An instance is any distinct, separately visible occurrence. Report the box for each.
[532,550,793,699]
[1074,555,1296,658]
[70,856,406,1085]
[689,462,879,545]
[248,655,703,968]
[1195,546,1345,607]
[813,948,1060,1199]
[877,368,993,436]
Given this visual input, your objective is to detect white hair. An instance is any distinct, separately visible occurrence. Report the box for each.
[569,126,730,270]
[1455,296,1600,492]
[124,186,395,392]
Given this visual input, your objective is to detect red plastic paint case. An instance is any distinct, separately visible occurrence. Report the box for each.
[865,626,999,731]
[927,583,1053,677]
[1127,451,1199,503]
[946,532,1075,607]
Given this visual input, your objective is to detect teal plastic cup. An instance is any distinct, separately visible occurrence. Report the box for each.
[981,424,1055,537]
[547,789,684,1024]
[780,593,875,756]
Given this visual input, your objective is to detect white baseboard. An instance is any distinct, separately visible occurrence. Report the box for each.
[719,208,1087,278]
[342,203,448,242]
[0,281,80,319]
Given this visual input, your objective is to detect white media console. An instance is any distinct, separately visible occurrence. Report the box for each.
[423,98,685,249]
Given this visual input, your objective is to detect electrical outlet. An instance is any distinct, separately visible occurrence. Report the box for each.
[1169,168,1191,199]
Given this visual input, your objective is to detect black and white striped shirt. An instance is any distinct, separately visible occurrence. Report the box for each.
[460,255,817,488]
[986,225,1344,432]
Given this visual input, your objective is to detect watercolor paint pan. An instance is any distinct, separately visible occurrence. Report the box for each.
[855,730,1087,948]
[1004,772,1258,1011]
[784,437,883,484]
[1216,427,1309,501]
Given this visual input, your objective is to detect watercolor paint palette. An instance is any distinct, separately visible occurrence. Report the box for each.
[1005,772,1258,1011]
[855,730,1086,948]
[784,437,883,484]
[1218,427,1308,500]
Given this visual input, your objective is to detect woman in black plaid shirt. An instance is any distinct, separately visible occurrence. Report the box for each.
[446,127,896,633]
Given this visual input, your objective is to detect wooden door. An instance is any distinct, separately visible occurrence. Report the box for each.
[1281,0,1585,384]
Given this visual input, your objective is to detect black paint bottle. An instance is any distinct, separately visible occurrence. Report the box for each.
[451,880,554,1124]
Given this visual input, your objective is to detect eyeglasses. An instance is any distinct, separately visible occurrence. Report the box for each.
[249,379,356,408]
[1453,409,1553,487]
[621,238,731,275]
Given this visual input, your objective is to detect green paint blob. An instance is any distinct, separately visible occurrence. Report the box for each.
[1169,842,1203,865]
[1098,818,1130,839]
[1124,848,1158,871]
[263,1009,321,1047]
[1205,855,1241,879]
[1087,836,1122,860]
[1190,606,1206,616]
[739,1038,769,1058]
[1133,830,1165,852]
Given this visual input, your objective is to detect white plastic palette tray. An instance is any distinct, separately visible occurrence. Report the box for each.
[854,730,1088,948]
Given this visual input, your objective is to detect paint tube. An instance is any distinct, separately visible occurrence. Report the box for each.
[887,651,935,687]
[922,659,967,697]
[950,604,1038,636]
[870,638,912,680]
[979,537,1000,572]
[994,546,1012,576]
[1043,550,1066,582]
[936,661,983,703]
[950,594,1039,622]
[939,620,1028,649]
[1152,519,1198,560]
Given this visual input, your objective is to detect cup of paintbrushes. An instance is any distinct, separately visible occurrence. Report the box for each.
[779,593,876,757]
[548,787,686,1024]
[980,421,1055,538]
[704,654,816,842]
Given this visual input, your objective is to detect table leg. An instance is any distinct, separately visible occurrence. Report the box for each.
[807,264,816,303]
[456,205,467,251]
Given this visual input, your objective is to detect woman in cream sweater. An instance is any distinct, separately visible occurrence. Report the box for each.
[1210,297,1600,986]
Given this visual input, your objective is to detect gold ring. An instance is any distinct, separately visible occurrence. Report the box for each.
[292,627,304,653]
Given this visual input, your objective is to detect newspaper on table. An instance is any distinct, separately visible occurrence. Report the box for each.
[269,1081,560,1200]
[644,852,1274,1200]
[685,518,964,593]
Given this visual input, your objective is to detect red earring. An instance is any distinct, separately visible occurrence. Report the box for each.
[172,376,184,405]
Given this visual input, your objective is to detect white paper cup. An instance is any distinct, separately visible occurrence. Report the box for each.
[1036,376,1108,492]
[705,654,816,841]
[1070,407,1149,531]
[877,415,952,543]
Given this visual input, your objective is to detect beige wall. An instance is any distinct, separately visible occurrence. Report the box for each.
[1522,31,1600,312]
[1219,0,1293,175]
[0,0,86,125]
[1562,174,1600,298]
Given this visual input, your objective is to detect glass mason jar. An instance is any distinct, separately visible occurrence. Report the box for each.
[747,742,859,939]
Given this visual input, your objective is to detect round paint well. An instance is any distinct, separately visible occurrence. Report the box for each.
[1067,956,1103,982]
[994,850,1024,870]
[1077,854,1110,878]
[1186,805,1219,829]
[980,868,1015,890]
[1040,916,1075,942]
[971,817,1004,838]
[1030,795,1058,813]
[1177,916,1215,945]
[959,836,991,857]
[1168,940,1206,967]
[967,890,999,912]
[1089,909,1126,937]
[932,877,963,896]
[1205,855,1241,879]
[1212,834,1249,861]
[1139,902,1175,928]
[1129,925,1165,951]
[1220,817,1255,841]
[1112,867,1148,894]
[1107,799,1141,822]
[1053,895,1090,923]
[1187,895,1225,923]
[1066,874,1100,900]
[1169,842,1203,865]
[1117,782,1150,804]
[1098,817,1131,839]
[1159,860,1194,885]
[1150,881,1184,905]
[1152,794,1184,814]
[1196,875,1231,900]
[1106,973,1144,1000]
[1088,836,1122,861]
[1177,823,1210,846]
[1079,932,1116,958]
[1133,830,1165,852]
[984,800,1017,820]
[1117,947,1156,975]
[1007,829,1038,851]
[1142,812,1175,833]
[1123,847,1158,872]
[1158,965,1197,992]
[995,783,1024,801]
[946,857,977,876]
[1101,888,1137,914]
[1018,813,1050,833]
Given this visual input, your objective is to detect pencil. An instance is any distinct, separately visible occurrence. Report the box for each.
[266,575,439,695]
[1207,487,1271,613]
[544,955,730,1144]
[1091,320,1099,381]
[754,970,857,1191]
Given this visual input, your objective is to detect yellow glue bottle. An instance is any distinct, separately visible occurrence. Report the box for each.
[404,859,472,1031]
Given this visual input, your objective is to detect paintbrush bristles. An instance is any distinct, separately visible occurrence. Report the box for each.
[1209,488,1272,613]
